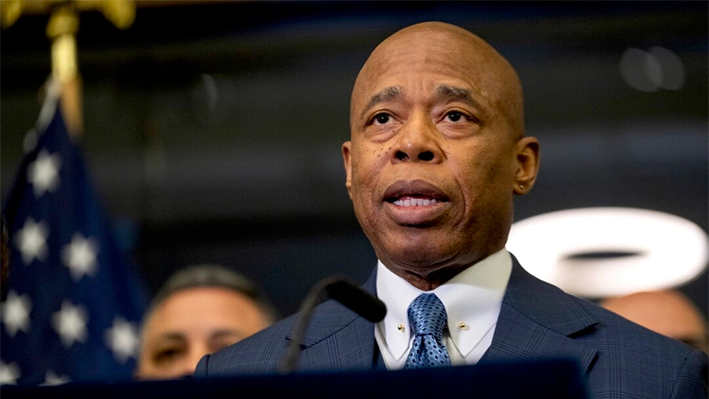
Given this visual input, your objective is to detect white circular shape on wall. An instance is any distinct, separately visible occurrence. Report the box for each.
[506,207,708,299]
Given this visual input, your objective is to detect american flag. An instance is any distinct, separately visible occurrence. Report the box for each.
[1,85,148,385]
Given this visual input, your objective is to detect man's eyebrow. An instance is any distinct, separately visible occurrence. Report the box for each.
[361,86,403,119]
[435,85,481,108]
[208,329,245,350]
[210,329,244,340]
[156,332,186,341]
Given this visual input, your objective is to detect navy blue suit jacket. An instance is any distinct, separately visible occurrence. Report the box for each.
[195,257,708,398]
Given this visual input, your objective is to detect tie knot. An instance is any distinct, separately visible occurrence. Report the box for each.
[408,293,447,338]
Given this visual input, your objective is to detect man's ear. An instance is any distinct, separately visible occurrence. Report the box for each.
[342,141,353,199]
[513,136,540,195]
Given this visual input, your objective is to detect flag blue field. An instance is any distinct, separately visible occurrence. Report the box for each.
[1,92,148,385]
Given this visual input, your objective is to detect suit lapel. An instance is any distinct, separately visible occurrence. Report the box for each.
[285,272,378,371]
[481,256,598,374]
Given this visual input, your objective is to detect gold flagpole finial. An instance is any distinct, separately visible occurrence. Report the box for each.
[47,3,79,84]
[1,0,24,28]
[74,0,135,29]
[99,0,136,30]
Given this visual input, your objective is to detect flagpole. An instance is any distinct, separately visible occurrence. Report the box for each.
[46,2,83,137]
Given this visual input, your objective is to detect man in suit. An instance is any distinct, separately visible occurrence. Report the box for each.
[195,22,707,398]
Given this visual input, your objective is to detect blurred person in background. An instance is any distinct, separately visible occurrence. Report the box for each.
[601,290,708,353]
[135,265,277,379]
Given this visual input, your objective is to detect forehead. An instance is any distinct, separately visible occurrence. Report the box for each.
[354,29,506,108]
[145,288,257,335]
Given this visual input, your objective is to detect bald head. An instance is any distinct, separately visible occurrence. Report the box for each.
[351,22,524,140]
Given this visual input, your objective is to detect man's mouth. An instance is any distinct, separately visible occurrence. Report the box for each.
[383,180,449,209]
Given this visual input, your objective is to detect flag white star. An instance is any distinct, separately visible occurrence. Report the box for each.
[27,149,62,198]
[104,316,139,363]
[0,361,20,385]
[40,370,70,386]
[61,233,99,281]
[52,301,88,348]
[14,218,49,265]
[2,290,32,337]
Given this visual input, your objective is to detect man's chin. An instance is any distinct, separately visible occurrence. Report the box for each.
[379,248,471,290]
[380,244,452,271]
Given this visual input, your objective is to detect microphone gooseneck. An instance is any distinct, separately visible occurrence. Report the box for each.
[280,276,386,374]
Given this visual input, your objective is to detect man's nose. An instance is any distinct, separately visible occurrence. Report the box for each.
[391,111,444,164]
[184,347,209,378]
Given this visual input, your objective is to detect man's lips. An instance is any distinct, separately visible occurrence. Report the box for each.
[383,180,450,205]
[382,180,449,225]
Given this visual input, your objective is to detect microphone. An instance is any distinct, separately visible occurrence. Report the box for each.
[280,275,387,373]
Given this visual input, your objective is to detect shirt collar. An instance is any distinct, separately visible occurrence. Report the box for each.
[376,249,512,360]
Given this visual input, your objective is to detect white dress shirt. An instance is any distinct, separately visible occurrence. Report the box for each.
[374,249,512,369]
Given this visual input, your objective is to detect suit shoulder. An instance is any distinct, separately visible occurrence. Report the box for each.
[560,296,707,398]
[573,295,695,352]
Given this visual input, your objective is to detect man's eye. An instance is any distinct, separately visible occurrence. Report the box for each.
[374,113,391,124]
[445,111,464,122]
[153,348,182,364]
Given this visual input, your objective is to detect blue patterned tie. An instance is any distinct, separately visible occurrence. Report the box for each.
[404,293,452,368]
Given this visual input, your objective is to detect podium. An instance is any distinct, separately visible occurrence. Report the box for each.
[2,359,588,398]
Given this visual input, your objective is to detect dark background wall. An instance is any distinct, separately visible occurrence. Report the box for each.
[2,1,707,317]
